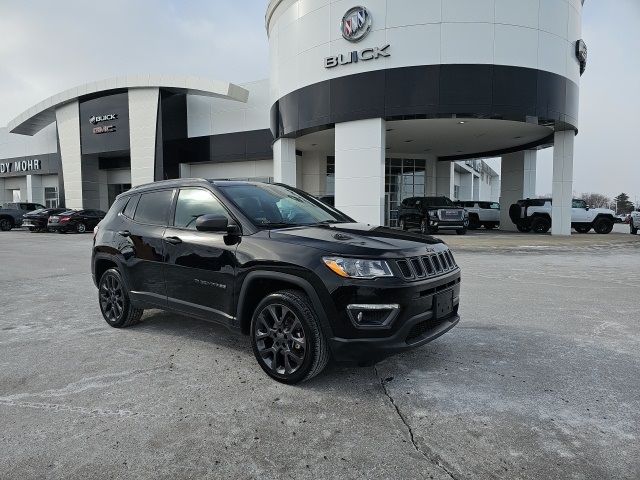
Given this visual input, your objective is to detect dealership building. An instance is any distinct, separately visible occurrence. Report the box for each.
[0,0,585,234]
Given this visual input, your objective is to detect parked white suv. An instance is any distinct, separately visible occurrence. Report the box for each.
[630,210,640,235]
[508,198,616,234]
[456,201,500,230]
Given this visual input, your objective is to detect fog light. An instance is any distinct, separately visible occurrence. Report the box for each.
[347,304,400,328]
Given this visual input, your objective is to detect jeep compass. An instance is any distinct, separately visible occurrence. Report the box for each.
[92,180,461,384]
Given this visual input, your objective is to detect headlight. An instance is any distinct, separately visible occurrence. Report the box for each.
[323,257,393,279]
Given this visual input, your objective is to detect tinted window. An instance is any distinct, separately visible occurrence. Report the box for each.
[134,190,173,225]
[122,195,139,219]
[174,189,228,230]
[572,199,587,209]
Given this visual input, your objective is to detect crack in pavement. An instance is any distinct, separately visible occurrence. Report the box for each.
[374,365,459,480]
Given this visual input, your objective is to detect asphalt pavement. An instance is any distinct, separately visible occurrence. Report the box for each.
[1,227,638,479]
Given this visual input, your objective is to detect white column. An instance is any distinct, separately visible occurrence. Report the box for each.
[301,151,327,196]
[273,138,297,186]
[551,130,575,236]
[436,162,454,197]
[499,150,537,231]
[473,174,480,201]
[129,88,159,187]
[335,118,385,225]
[179,163,191,178]
[26,175,44,204]
[56,101,83,209]
[459,171,473,200]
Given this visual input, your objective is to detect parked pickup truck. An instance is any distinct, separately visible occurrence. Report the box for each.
[630,210,640,235]
[0,202,46,231]
[456,201,500,230]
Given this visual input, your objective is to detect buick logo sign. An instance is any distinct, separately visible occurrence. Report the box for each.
[89,114,118,125]
[341,6,371,42]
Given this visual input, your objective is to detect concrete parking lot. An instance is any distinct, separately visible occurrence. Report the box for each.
[1,228,639,479]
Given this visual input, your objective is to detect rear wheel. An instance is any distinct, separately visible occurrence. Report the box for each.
[593,218,614,235]
[251,290,329,384]
[0,218,13,231]
[631,220,638,235]
[574,225,591,233]
[98,268,143,328]
[76,222,87,233]
[484,223,497,230]
[28,227,37,232]
[516,224,532,233]
[531,217,551,234]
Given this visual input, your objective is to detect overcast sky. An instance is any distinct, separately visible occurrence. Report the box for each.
[0,0,638,201]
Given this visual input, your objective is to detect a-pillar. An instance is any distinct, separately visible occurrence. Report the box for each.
[335,118,385,225]
[551,130,574,235]
[499,150,537,231]
[129,88,160,187]
[273,138,297,186]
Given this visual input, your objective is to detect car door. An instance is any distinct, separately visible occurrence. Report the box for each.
[123,189,175,305]
[163,187,238,323]
[572,199,589,223]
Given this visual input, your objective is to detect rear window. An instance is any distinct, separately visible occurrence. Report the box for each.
[134,190,173,225]
[122,195,139,218]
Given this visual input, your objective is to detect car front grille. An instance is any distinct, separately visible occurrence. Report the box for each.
[396,250,458,280]
[438,209,463,221]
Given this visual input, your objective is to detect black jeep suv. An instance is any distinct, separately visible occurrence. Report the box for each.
[398,196,469,235]
[92,180,461,383]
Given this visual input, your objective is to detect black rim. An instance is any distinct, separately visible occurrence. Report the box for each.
[78,223,86,233]
[100,274,124,322]
[255,304,306,376]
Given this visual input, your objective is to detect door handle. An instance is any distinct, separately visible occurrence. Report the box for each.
[118,230,131,237]
[165,236,183,245]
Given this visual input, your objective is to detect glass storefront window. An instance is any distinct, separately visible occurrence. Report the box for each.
[44,187,58,208]
[385,158,428,227]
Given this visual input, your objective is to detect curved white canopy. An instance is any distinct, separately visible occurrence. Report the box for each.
[8,75,249,136]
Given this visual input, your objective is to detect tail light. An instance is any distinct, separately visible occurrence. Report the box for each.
[59,216,71,223]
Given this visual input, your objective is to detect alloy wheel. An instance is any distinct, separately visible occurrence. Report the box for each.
[254,304,306,376]
[99,274,124,323]
[77,223,86,233]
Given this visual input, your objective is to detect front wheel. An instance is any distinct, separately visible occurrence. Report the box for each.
[98,268,144,328]
[0,218,13,231]
[251,290,329,384]
[76,222,87,233]
[593,218,614,235]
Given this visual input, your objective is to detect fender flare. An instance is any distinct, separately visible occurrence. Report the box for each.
[92,252,131,290]
[236,270,335,342]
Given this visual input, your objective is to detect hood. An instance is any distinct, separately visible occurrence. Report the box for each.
[268,223,447,258]
[592,208,615,215]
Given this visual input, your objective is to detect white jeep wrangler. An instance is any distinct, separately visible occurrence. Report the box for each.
[457,201,500,230]
[509,198,616,234]
[630,210,640,235]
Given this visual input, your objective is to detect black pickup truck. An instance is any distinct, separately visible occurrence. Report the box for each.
[398,196,469,235]
[0,202,46,231]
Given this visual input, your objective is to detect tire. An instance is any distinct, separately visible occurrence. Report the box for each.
[456,227,467,235]
[251,290,329,384]
[531,216,551,234]
[98,268,144,328]
[57,229,66,234]
[484,223,496,230]
[516,224,532,233]
[468,215,481,230]
[76,222,87,233]
[28,227,37,232]
[0,218,13,231]
[593,218,614,235]
[399,218,407,231]
[574,225,591,234]
[631,221,638,235]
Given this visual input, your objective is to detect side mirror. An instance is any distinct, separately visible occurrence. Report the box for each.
[586,205,590,211]
[196,214,230,233]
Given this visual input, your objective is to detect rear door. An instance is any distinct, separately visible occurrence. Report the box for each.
[124,189,175,305]
[163,187,238,323]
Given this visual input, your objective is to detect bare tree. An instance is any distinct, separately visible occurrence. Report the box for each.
[580,192,611,208]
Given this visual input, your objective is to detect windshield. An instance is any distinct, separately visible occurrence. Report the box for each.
[218,183,347,228]
[423,197,454,207]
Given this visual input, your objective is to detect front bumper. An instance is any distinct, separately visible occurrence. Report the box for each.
[47,224,67,231]
[330,311,459,363]
[432,219,468,230]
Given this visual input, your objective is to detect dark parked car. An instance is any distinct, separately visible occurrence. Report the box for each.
[0,202,46,231]
[92,180,461,384]
[398,196,469,235]
[48,209,106,233]
[22,207,69,232]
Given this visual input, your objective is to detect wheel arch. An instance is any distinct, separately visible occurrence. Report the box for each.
[236,271,334,342]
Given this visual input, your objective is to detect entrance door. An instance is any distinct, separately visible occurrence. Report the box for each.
[11,190,21,202]
[385,159,427,227]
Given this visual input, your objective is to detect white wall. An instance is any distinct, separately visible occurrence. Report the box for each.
[129,88,159,187]
[267,0,583,103]
[187,79,270,138]
[183,160,274,180]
